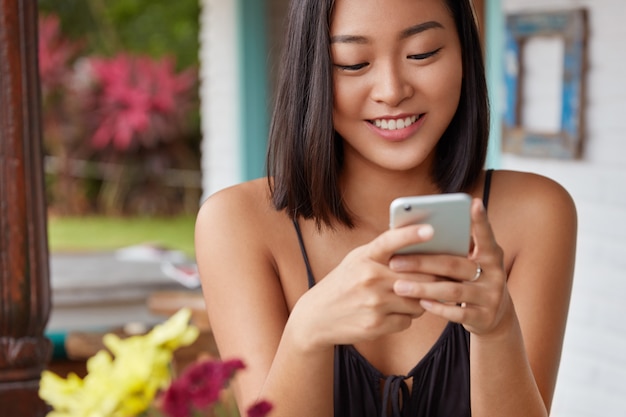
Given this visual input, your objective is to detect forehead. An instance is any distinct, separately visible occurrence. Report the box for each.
[330,0,454,35]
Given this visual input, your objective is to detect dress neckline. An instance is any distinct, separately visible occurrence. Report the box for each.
[341,320,459,380]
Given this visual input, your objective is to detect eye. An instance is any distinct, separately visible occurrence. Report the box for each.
[408,47,442,61]
[334,62,369,71]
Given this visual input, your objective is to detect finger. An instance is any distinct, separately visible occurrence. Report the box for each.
[390,253,482,283]
[419,299,477,324]
[379,313,415,335]
[469,199,506,276]
[367,224,434,263]
[384,296,427,318]
[393,280,480,306]
[470,198,498,256]
[464,260,483,282]
[388,257,439,281]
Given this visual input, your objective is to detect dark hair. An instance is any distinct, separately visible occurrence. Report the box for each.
[267,0,489,228]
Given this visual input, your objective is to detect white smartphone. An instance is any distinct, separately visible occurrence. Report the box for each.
[389,193,472,256]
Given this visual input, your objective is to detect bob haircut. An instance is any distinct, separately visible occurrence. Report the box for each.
[267,0,489,228]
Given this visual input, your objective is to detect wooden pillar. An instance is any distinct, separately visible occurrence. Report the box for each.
[0,0,52,416]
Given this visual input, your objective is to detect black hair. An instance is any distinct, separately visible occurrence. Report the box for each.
[267,0,489,228]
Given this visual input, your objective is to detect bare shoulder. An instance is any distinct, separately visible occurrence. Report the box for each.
[196,178,273,226]
[195,178,280,246]
[489,169,577,231]
[486,170,577,271]
[194,178,291,332]
[194,178,289,282]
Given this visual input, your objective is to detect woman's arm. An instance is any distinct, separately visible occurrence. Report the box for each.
[470,173,576,416]
[486,173,576,409]
[390,172,577,416]
[195,185,333,416]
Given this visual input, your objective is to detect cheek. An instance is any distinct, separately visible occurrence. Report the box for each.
[425,62,463,112]
[333,79,361,117]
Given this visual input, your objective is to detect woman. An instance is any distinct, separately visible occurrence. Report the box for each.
[195,0,577,416]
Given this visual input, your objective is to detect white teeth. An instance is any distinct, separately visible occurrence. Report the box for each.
[373,115,418,131]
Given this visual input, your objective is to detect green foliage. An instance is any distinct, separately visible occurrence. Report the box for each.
[38,0,200,69]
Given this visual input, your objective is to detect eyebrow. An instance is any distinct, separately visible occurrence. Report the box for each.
[400,21,444,39]
[330,21,444,44]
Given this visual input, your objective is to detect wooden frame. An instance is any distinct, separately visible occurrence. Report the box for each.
[503,9,587,159]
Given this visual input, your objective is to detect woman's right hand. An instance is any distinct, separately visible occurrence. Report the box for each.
[285,223,437,351]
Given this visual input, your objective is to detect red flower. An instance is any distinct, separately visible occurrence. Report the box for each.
[159,358,246,417]
[247,400,273,417]
[159,384,192,417]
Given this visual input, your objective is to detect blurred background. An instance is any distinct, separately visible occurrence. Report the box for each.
[38,0,208,385]
[39,0,625,416]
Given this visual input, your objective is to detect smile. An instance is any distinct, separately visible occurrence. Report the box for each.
[370,114,424,131]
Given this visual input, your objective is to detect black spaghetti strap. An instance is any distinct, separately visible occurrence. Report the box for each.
[292,218,317,289]
[482,169,494,210]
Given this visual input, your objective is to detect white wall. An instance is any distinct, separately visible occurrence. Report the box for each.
[500,1,626,415]
[199,0,242,200]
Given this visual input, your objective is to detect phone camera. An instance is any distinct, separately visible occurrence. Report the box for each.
[403,204,412,211]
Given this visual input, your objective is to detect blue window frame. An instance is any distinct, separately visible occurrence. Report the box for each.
[503,9,587,159]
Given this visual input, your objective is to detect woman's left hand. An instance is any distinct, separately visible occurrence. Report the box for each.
[389,198,514,336]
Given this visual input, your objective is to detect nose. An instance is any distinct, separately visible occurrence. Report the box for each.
[370,61,414,107]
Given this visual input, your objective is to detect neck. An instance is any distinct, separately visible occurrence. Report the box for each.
[339,161,440,233]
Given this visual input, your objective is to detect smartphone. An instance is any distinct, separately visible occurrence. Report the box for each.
[389,193,472,256]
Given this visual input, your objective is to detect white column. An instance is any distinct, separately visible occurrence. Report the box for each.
[199,0,242,201]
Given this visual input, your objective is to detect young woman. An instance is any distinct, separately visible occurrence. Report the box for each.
[195,0,577,416]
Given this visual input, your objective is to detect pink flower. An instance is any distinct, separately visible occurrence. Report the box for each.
[38,14,82,90]
[84,54,197,151]
[247,400,273,417]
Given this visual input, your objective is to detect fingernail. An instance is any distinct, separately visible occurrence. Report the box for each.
[394,280,414,295]
[418,224,434,239]
[420,299,433,310]
[389,257,407,271]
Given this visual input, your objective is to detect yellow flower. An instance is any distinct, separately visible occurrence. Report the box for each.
[39,308,199,417]
[39,370,84,413]
[146,307,200,350]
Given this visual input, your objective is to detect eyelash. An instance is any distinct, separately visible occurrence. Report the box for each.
[408,47,442,60]
[335,63,369,71]
[334,47,442,72]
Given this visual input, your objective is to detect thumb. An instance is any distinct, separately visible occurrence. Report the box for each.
[366,224,434,263]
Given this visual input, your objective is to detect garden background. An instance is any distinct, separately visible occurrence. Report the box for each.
[39,0,201,257]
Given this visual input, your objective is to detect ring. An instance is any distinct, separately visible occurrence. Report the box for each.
[471,262,482,282]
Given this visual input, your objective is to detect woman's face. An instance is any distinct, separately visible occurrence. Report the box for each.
[330,0,463,175]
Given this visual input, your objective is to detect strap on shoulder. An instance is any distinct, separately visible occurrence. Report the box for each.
[293,218,316,288]
[482,169,494,211]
